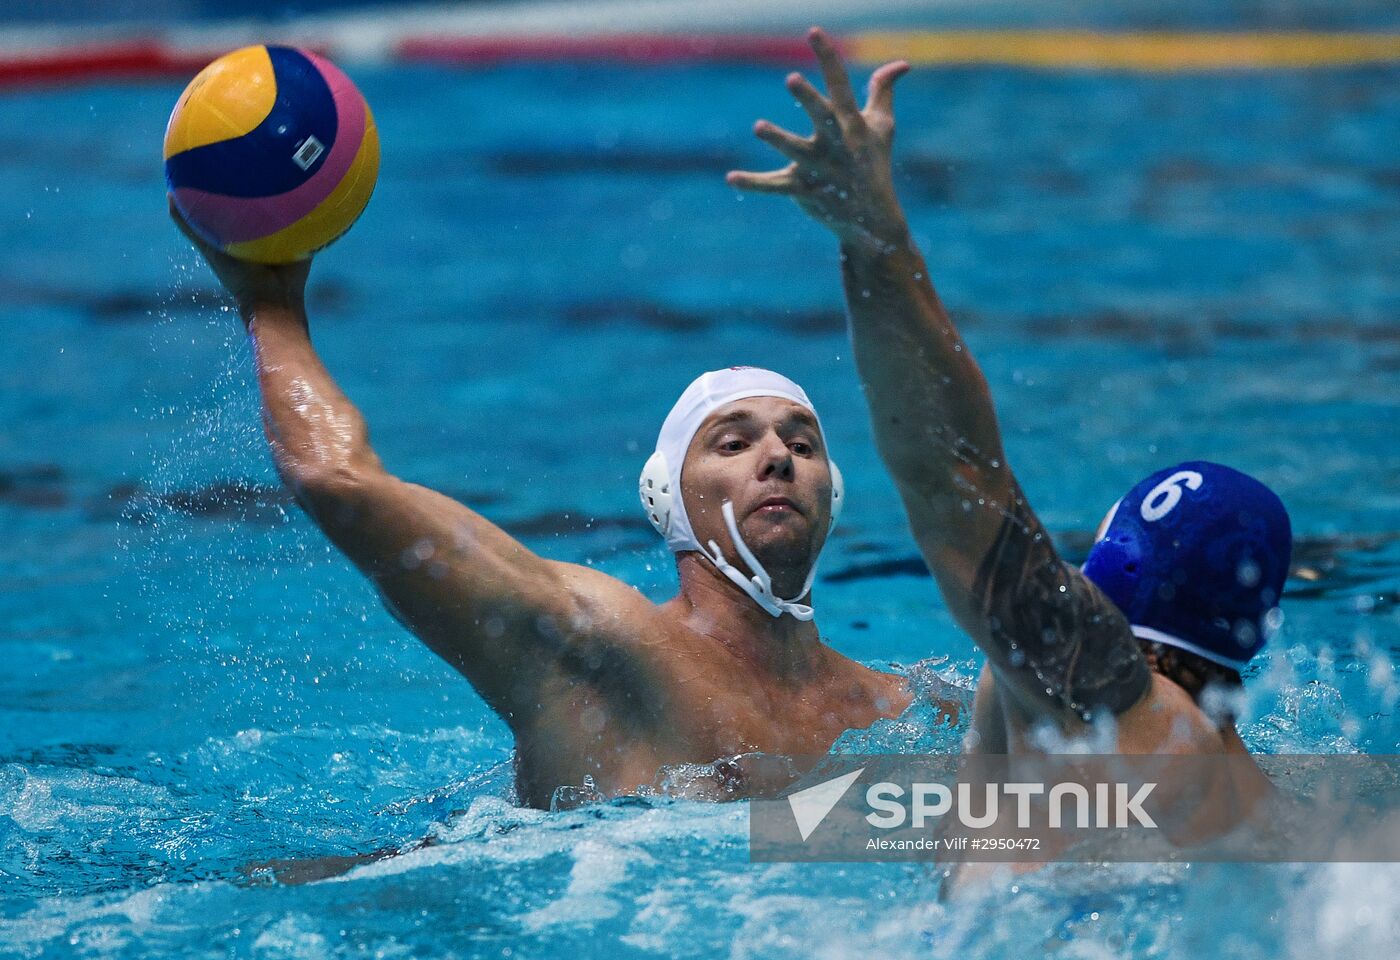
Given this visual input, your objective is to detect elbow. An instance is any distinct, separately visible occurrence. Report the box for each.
[280,461,360,497]
[278,461,378,524]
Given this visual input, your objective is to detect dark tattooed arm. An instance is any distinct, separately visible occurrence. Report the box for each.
[726,29,1150,723]
[971,488,1151,720]
[841,237,1151,722]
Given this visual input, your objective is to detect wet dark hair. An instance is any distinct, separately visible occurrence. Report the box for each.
[1137,639,1242,705]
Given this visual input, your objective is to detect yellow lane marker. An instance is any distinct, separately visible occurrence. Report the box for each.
[849,31,1400,71]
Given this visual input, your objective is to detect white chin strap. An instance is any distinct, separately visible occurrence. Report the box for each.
[702,500,817,621]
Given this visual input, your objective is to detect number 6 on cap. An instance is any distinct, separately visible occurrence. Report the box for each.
[1140,470,1204,522]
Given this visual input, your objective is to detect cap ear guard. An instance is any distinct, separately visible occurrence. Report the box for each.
[639,450,672,537]
[828,461,844,530]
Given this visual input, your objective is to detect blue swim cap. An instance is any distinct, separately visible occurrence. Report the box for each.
[1081,461,1292,671]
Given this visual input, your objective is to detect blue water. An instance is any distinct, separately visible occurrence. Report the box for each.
[1,58,1398,957]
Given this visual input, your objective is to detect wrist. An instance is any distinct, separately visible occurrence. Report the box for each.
[835,185,911,250]
[836,215,912,258]
[238,296,307,329]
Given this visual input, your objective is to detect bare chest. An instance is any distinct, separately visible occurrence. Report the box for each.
[669,664,906,760]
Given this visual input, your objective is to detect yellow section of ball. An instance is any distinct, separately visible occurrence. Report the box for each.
[163,45,278,158]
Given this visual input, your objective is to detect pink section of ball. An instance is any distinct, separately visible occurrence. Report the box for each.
[172,51,367,245]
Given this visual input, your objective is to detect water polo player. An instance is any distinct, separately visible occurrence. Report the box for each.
[729,31,1291,789]
[169,202,962,808]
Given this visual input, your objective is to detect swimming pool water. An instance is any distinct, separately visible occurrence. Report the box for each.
[1,58,1397,957]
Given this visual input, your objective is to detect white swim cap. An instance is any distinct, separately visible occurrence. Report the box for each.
[638,367,844,620]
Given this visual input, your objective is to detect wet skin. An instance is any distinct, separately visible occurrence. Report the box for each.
[727,25,1274,863]
[170,202,948,811]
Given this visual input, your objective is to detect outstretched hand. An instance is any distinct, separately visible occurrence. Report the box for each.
[169,194,310,317]
[727,28,911,250]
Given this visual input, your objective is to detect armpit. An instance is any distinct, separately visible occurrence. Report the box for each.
[971,489,1150,720]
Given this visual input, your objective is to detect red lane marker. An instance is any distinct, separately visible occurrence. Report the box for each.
[396,34,838,66]
[0,33,848,89]
[0,41,217,88]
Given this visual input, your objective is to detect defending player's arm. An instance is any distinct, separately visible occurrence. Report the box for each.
[728,31,1150,722]
[171,201,601,727]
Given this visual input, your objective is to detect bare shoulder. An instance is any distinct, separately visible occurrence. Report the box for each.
[543,559,679,647]
[809,645,918,723]
[546,558,660,608]
[1115,673,1230,754]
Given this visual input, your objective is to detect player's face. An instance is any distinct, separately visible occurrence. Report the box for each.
[680,397,831,594]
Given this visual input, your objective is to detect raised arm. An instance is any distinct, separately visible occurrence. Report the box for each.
[170,201,595,727]
[727,31,1149,723]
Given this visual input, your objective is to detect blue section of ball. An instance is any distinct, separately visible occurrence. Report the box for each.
[164,46,338,198]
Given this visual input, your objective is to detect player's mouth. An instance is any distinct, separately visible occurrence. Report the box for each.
[752,495,802,517]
